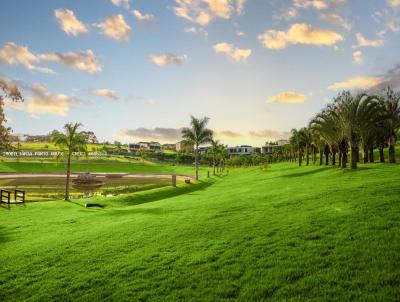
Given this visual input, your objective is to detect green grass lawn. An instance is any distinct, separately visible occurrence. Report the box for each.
[1,163,400,301]
[0,159,201,176]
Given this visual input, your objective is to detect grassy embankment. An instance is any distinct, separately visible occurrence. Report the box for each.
[1,163,399,301]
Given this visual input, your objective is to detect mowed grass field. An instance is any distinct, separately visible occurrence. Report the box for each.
[0,160,199,176]
[1,163,400,301]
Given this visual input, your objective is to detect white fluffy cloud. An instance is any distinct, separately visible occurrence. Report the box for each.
[328,76,383,90]
[353,51,363,64]
[213,42,251,62]
[132,10,155,25]
[149,54,187,66]
[267,91,308,104]
[0,42,54,74]
[320,13,352,31]
[111,0,130,9]
[91,89,119,100]
[185,26,208,36]
[294,0,328,10]
[39,50,101,74]
[353,32,385,48]
[95,15,131,41]
[173,0,246,26]
[54,9,88,36]
[258,23,343,50]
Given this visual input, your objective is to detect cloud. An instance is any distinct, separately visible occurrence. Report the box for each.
[320,13,351,31]
[91,89,119,100]
[258,23,343,50]
[267,91,308,104]
[353,32,384,48]
[54,9,88,36]
[217,130,242,137]
[294,0,328,10]
[213,42,251,62]
[236,0,246,15]
[373,64,400,91]
[95,15,131,41]
[185,26,208,36]
[388,0,400,7]
[25,84,79,116]
[352,50,363,64]
[149,54,187,66]
[111,0,130,9]
[173,0,245,26]
[39,50,101,74]
[132,10,155,25]
[122,127,184,142]
[0,42,54,74]
[248,130,291,140]
[328,76,383,90]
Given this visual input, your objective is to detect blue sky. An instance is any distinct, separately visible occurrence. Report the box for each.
[1,0,400,145]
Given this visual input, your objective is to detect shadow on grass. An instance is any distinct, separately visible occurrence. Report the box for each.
[90,178,217,211]
[281,167,331,178]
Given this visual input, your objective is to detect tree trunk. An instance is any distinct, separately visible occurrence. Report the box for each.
[369,146,374,163]
[332,151,336,166]
[312,145,316,165]
[65,152,71,201]
[341,150,347,168]
[319,149,323,166]
[379,146,385,163]
[213,156,216,175]
[338,150,342,167]
[195,145,199,180]
[389,136,396,163]
[298,150,302,167]
[351,145,358,169]
[306,144,310,166]
[363,146,368,163]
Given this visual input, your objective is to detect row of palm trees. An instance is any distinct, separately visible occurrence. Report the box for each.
[290,88,400,169]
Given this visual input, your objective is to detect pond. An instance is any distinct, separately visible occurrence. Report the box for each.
[0,175,174,201]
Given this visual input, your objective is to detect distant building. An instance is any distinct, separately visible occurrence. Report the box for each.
[198,146,211,155]
[162,144,176,152]
[128,141,162,153]
[176,140,194,153]
[228,145,260,156]
[262,139,289,154]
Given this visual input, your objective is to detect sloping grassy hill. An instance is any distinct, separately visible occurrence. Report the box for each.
[1,163,399,301]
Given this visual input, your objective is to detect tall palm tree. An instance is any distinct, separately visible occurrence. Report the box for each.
[52,123,87,201]
[334,91,380,169]
[381,88,400,163]
[208,139,224,175]
[182,116,213,180]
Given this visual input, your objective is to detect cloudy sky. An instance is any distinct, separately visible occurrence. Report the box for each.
[1,0,400,146]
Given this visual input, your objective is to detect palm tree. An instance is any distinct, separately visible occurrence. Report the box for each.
[381,88,400,163]
[182,116,213,180]
[52,123,87,201]
[334,91,380,169]
[208,139,223,175]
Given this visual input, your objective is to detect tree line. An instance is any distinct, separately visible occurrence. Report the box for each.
[289,88,400,169]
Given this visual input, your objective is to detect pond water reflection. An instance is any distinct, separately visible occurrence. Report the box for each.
[0,175,172,201]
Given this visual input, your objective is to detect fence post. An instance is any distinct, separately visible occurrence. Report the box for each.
[172,174,177,187]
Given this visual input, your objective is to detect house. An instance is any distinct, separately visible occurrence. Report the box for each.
[162,144,176,152]
[262,139,290,154]
[198,146,211,155]
[228,145,260,156]
[128,141,162,153]
[176,140,194,153]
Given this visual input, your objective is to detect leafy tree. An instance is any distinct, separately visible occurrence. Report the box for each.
[182,116,213,180]
[52,123,87,201]
[0,79,23,151]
